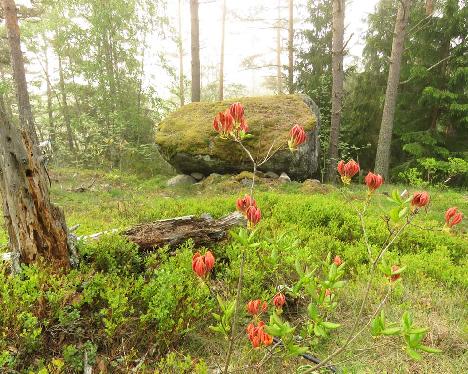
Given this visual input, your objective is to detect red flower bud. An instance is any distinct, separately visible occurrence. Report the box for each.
[246,321,273,348]
[246,205,262,227]
[236,194,257,215]
[192,251,215,278]
[273,293,286,308]
[325,289,332,297]
[213,111,233,138]
[445,207,463,228]
[333,255,342,266]
[288,124,307,151]
[337,160,360,184]
[204,250,215,271]
[246,299,268,315]
[364,171,384,192]
[390,265,401,282]
[411,192,430,209]
[239,117,249,133]
[229,102,245,122]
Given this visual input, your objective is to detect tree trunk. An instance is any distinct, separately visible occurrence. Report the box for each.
[288,0,294,94]
[276,0,282,94]
[2,0,38,142]
[0,0,71,269]
[43,40,55,150]
[325,0,345,183]
[374,0,412,179]
[0,100,70,268]
[57,51,75,152]
[218,0,226,101]
[178,0,185,106]
[190,0,201,102]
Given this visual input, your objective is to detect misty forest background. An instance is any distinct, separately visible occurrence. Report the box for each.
[0,0,466,185]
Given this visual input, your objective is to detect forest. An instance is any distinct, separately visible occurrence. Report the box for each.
[0,0,466,373]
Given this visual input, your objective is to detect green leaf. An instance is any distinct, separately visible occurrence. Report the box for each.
[409,327,429,335]
[398,207,408,218]
[406,347,422,361]
[212,313,221,321]
[321,321,341,329]
[381,327,401,336]
[314,324,327,337]
[264,325,282,337]
[307,302,319,320]
[419,345,442,354]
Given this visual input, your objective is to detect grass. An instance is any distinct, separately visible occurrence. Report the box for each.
[0,168,467,373]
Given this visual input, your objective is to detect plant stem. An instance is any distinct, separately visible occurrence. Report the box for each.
[224,251,245,373]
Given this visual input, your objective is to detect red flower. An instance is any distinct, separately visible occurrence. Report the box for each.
[333,255,342,266]
[337,160,360,184]
[445,207,463,228]
[236,194,257,215]
[246,299,268,315]
[288,124,307,151]
[246,205,262,227]
[273,293,286,308]
[213,111,233,138]
[325,289,332,297]
[229,102,245,122]
[390,265,401,282]
[192,251,215,278]
[411,192,430,209]
[239,117,249,133]
[364,171,384,192]
[246,321,273,348]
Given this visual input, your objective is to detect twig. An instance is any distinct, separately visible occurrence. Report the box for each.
[224,252,246,373]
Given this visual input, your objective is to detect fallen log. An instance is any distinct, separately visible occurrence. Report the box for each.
[123,212,246,250]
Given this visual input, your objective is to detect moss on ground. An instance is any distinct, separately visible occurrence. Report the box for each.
[155,95,317,160]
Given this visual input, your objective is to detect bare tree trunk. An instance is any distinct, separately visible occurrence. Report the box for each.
[190,0,201,102]
[218,0,226,101]
[0,100,70,268]
[288,0,294,94]
[43,40,55,150]
[178,0,185,106]
[2,0,38,142]
[374,0,412,178]
[276,0,282,94]
[57,51,75,152]
[325,0,345,183]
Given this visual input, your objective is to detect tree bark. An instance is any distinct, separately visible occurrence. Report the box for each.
[0,99,70,268]
[178,0,185,106]
[0,0,71,269]
[325,0,345,183]
[374,0,412,179]
[190,0,201,102]
[288,0,294,93]
[43,39,55,150]
[276,0,282,94]
[218,0,226,101]
[2,0,38,142]
[124,212,245,250]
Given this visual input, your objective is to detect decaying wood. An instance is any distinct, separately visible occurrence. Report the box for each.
[124,212,246,250]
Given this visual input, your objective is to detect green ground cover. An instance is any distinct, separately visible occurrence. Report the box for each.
[0,169,466,373]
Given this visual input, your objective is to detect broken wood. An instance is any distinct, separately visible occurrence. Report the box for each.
[124,212,246,250]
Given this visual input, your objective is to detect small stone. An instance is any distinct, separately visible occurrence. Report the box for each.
[167,174,196,187]
[190,172,205,181]
[241,178,251,187]
[265,171,279,179]
[278,172,291,183]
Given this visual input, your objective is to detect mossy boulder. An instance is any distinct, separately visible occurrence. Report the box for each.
[155,94,320,180]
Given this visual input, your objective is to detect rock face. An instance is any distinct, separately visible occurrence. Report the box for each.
[156,95,320,180]
[167,174,196,187]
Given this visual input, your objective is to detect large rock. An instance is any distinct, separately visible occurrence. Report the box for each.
[156,95,320,180]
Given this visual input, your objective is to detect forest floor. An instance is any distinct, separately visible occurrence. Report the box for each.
[0,168,467,373]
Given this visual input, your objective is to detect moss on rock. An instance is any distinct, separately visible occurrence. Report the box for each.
[155,95,320,180]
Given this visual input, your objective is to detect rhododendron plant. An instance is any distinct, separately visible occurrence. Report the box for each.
[444,207,463,228]
[337,159,360,184]
[192,250,215,278]
[246,299,268,316]
[273,293,286,309]
[364,171,384,192]
[411,191,430,209]
[288,124,307,151]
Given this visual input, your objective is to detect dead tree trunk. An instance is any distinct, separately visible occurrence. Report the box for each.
[190,0,201,102]
[218,0,226,101]
[124,212,245,250]
[326,0,345,183]
[374,0,412,179]
[0,0,71,268]
[0,99,70,268]
[288,0,294,94]
[178,0,185,106]
[2,0,38,142]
